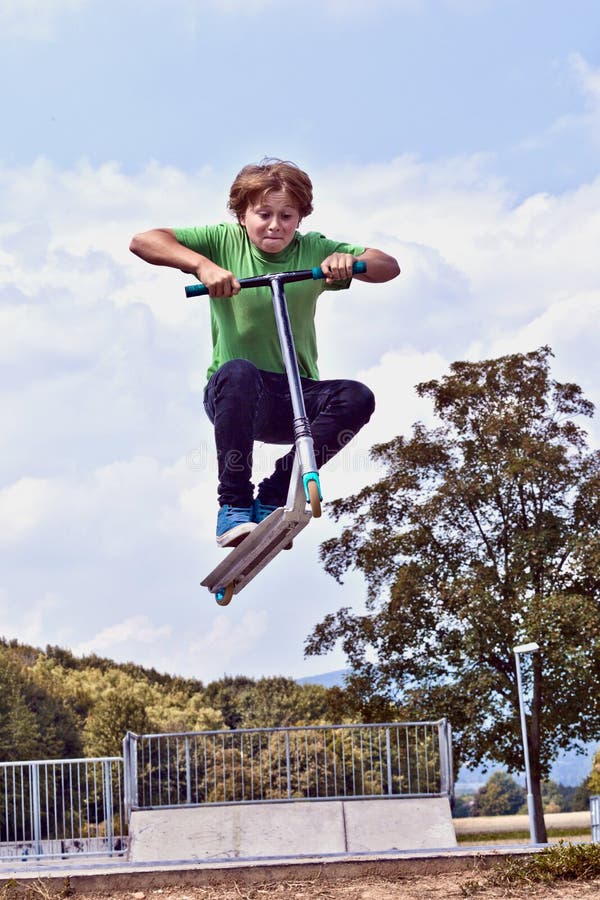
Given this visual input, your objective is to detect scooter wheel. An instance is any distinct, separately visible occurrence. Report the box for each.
[308,479,322,518]
[215,584,234,606]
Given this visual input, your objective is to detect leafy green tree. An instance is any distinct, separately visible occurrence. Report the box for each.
[0,649,82,760]
[30,655,104,727]
[588,746,600,795]
[306,348,600,843]
[0,664,39,761]
[149,693,224,733]
[239,677,332,728]
[472,772,525,816]
[572,780,591,811]
[452,794,475,818]
[203,675,256,729]
[23,678,82,758]
[541,779,576,813]
[83,688,152,757]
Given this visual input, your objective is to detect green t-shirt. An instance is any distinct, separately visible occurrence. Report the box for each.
[174,223,365,381]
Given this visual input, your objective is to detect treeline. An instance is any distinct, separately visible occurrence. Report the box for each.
[2,636,599,813]
[0,638,350,761]
[453,769,600,818]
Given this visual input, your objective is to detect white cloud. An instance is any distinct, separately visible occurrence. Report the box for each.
[0,477,60,543]
[488,291,600,354]
[313,349,450,504]
[0,590,70,648]
[513,54,600,170]
[74,615,172,656]
[442,0,493,9]
[0,452,217,575]
[468,290,600,447]
[569,53,600,111]
[189,610,269,680]
[175,0,491,17]
[0,0,89,40]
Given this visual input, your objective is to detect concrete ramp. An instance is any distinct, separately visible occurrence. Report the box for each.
[342,798,456,854]
[128,797,456,862]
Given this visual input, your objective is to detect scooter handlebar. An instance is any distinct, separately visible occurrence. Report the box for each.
[185,260,367,298]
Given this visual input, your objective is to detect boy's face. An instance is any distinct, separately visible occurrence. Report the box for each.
[240,191,301,253]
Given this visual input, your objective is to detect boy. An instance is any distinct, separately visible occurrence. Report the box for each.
[130,159,400,548]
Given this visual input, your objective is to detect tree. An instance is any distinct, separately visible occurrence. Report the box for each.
[202,675,256,729]
[452,794,475,818]
[83,688,152,757]
[0,658,40,761]
[239,677,332,729]
[540,779,576,813]
[472,772,525,816]
[572,780,591,811]
[149,692,225,733]
[560,751,600,813]
[0,649,83,760]
[306,347,600,843]
[586,746,600,796]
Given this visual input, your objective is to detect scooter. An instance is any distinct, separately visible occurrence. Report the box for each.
[185,260,366,606]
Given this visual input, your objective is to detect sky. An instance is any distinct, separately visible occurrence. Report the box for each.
[1,0,600,686]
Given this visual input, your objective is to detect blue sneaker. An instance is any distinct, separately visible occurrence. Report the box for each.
[253,499,293,550]
[252,498,279,524]
[216,504,256,548]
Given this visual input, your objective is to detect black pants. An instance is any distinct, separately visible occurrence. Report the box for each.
[203,359,375,507]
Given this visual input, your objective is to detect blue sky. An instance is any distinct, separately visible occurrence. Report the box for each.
[1,0,600,685]
[4,0,600,189]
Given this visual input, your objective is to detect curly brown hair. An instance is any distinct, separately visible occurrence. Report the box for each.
[228,158,314,221]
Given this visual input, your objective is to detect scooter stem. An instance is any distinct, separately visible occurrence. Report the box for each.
[270,277,320,499]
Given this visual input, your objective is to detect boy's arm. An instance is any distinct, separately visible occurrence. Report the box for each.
[320,247,400,284]
[129,228,240,297]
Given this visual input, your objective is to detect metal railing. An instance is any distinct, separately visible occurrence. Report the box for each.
[0,721,453,862]
[123,720,453,816]
[0,757,127,861]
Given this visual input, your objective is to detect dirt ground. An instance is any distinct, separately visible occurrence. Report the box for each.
[55,875,600,899]
[2,826,598,899]
[5,873,600,900]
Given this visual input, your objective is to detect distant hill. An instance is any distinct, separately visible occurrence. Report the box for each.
[455,742,597,793]
[297,669,349,688]
[549,745,597,786]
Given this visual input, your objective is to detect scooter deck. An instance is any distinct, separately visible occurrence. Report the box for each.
[201,505,312,598]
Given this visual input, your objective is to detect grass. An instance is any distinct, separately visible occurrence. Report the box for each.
[457,826,591,844]
[460,841,600,895]
[492,841,600,883]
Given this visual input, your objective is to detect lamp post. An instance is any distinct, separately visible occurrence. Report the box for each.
[513,641,541,844]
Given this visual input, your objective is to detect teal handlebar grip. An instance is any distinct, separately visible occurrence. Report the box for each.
[311,260,367,280]
[185,283,209,298]
[185,260,367,298]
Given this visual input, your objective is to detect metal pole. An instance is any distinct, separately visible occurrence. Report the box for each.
[385,728,393,795]
[513,643,540,844]
[30,763,43,857]
[437,718,451,797]
[102,760,114,854]
[591,795,600,843]
[122,732,139,823]
[185,737,192,806]
[285,732,292,800]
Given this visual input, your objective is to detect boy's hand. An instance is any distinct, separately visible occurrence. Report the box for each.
[320,253,357,284]
[196,261,241,298]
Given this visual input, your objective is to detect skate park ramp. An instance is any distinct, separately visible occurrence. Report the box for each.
[128,796,456,862]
